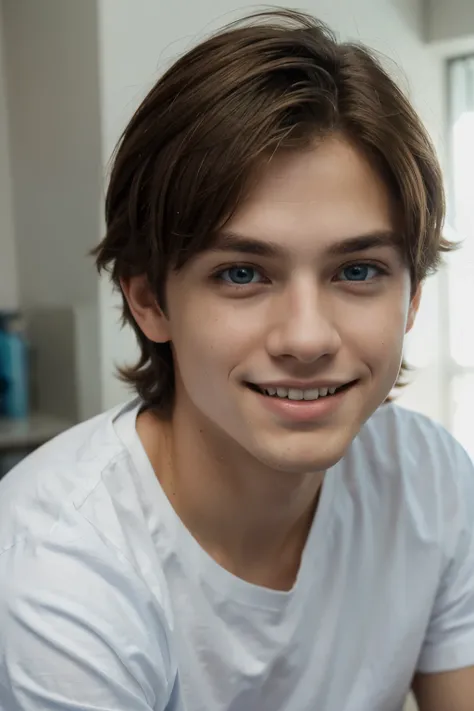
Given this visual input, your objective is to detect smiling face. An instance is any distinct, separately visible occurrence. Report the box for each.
[126,135,420,474]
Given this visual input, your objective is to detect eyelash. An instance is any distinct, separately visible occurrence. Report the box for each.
[212,262,389,289]
[335,263,388,283]
[212,264,269,288]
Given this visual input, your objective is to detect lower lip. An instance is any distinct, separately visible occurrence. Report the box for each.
[253,386,353,423]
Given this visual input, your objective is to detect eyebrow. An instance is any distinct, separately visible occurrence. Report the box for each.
[209,230,400,259]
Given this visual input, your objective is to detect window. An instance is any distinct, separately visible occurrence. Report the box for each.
[447,56,474,459]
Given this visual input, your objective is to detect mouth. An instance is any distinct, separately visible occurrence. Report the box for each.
[245,381,356,401]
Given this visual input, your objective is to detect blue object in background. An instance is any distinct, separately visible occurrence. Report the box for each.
[0,312,29,419]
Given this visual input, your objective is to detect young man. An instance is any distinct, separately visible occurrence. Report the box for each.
[0,9,473,711]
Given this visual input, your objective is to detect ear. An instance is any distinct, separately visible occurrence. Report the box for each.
[405,283,422,334]
[121,275,171,343]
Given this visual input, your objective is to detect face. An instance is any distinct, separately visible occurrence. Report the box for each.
[125,135,420,474]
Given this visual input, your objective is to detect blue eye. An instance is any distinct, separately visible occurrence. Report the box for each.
[219,266,263,285]
[338,264,380,282]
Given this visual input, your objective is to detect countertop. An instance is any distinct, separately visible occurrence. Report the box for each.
[0,413,73,450]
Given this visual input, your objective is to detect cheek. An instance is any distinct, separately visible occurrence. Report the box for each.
[170,313,253,427]
[340,289,410,364]
[170,304,259,386]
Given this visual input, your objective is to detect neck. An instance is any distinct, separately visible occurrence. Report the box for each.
[137,398,324,591]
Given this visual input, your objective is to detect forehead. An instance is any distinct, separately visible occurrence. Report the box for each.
[224,135,395,255]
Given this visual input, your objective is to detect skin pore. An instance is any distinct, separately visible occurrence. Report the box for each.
[123,134,420,591]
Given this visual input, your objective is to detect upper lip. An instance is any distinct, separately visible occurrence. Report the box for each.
[250,379,356,390]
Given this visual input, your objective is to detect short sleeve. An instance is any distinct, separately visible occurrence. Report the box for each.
[0,523,173,710]
[417,440,474,673]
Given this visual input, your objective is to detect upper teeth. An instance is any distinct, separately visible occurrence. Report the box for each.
[264,386,338,400]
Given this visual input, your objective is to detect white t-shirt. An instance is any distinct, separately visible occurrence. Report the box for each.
[0,400,473,711]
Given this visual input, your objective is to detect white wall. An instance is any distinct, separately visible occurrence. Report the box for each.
[0,3,17,311]
[426,0,474,43]
[2,0,102,308]
[97,0,447,427]
[2,0,102,419]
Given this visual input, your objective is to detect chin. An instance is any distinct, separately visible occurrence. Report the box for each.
[249,422,362,474]
[250,433,355,475]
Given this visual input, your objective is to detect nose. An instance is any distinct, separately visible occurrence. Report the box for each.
[266,277,342,364]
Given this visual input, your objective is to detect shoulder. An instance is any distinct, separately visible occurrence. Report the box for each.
[349,403,473,555]
[359,402,471,480]
[0,509,174,709]
[0,402,176,706]
[0,401,138,554]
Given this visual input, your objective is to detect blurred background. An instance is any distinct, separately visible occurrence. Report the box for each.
[0,0,473,477]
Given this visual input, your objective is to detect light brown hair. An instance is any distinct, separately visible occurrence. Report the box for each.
[94,8,453,414]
